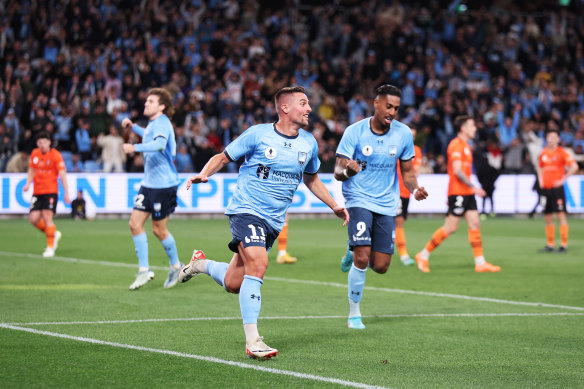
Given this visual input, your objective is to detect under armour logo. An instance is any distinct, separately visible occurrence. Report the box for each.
[377,139,384,144]
[351,291,360,296]
[250,294,261,301]
[284,142,292,148]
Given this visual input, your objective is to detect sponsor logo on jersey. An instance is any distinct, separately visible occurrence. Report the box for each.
[256,164,271,179]
[283,141,292,148]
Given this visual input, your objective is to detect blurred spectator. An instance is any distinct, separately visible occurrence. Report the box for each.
[5,151,29,173]
[0,0,582,176]
[75,119,93,162]
[175,143,193,173]
[97,125,125,172]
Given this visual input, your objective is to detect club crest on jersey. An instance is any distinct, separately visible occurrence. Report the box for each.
[298,152,307,166]
[389,146,397,157]
[33,156,39,164]
[153,203,162,212]
[265,147,277,159]
[256,164,271,179]
[362,145,373,156]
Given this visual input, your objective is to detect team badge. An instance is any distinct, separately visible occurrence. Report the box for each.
[464,147,471,155]
[389,146,397,157]
[265,147,277,159]
[33,156,38,164]
[362,145,373,156]
[153,203,162,212]
[298,152,307,166]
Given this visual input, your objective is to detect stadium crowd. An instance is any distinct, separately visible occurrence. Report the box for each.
[1,0,583,176]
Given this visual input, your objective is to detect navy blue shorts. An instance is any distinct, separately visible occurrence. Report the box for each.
[133,186,178,221]
[227,213,280,253]
[348,207,395,255]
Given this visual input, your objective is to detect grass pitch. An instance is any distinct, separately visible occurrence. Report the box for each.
[1,216,583,388]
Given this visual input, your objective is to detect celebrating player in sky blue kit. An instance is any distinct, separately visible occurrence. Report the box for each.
[179,86,349,359]
[121,88,183,291]
[335,84,428,330]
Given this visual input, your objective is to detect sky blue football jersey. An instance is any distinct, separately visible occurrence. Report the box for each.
[224,123,320,231]
[141,114,179,188]
[336,117,414,216]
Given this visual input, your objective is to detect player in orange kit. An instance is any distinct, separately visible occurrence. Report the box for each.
[23,132,71,257]
[395,127,423,266]
[537,129,578,253]
[415,116,501,273]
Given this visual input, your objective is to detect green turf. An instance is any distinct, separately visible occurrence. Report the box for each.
[1,216,583,388]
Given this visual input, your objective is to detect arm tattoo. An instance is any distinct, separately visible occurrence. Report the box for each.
[455,169,473,188]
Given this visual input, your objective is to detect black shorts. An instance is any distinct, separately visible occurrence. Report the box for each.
[540,187,567,214]
[227,213,280,253]
[30,193,58,213]
[133,186,178,221]
[396,197,410,219]
[447,195,478,217]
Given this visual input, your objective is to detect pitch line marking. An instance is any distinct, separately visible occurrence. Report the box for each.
[0,324,387,389]
[3,312,582,326]
[2,250,583,311]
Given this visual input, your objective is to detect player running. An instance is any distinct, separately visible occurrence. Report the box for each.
[179,86,349,359]
[336,84,428,330]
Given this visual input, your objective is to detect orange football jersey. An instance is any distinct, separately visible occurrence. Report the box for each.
[397,145,423,198]
[447,137,474,196]
[538,146,575,189]
[29,148,65,195]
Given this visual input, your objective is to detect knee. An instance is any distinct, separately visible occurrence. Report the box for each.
[353,252,369,269]
[128,219,139,234]
[372,262,389,274]
[152,226,167,240]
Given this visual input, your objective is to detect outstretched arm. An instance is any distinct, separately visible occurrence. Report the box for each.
[186,152,230,189]
[303,173,349,226]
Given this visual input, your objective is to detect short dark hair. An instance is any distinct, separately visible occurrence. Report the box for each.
[453,115,473,133]
[148,88,175,117]
[375,84,402,98]
[36,131,51,141]
[274,86,307,107]
[546,129,560,136]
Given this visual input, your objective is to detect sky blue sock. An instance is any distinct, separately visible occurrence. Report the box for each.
[160,233,179,267]
[206,260,228,288]
[348,263,366,303]
[132,232,148,269]
[239,275,263,324]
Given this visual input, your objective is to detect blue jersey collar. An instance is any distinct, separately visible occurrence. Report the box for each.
[273,122,299,139]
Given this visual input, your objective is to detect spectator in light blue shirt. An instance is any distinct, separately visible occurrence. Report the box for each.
[75,119,92,161]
